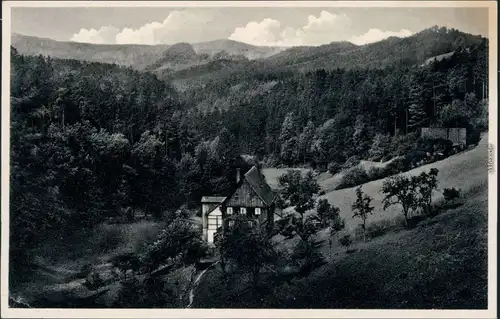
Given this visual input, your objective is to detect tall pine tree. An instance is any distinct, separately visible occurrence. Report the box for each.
[408,80,427,130]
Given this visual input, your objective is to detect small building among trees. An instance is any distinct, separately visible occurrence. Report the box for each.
[201,166,277,246]
[421,127,467,147]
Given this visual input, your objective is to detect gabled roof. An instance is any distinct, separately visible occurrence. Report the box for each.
[243,166,276,206]
[201,196,226,203]
[207,203,223,215]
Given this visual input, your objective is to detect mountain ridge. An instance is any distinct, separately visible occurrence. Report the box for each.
[11,26,487,84]
[10,33,286,69]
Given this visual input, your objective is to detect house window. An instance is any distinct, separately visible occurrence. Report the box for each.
[248,220,255,227]
[228,220,235,227]
[208,216,222,229]
[227,207,233,215]
[255,208,261,215]
[241,207,247,215]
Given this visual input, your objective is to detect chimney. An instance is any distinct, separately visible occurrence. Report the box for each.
[236,168,241,183]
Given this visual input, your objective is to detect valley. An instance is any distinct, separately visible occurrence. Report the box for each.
[8,23,491,310]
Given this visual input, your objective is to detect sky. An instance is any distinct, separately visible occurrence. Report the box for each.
[10,6,489,47]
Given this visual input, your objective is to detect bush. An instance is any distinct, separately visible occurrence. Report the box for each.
[316,199,344,230]
[367,166,389,181]
[337,166,369,189]
[366,219,394,239]
[471,99,488,132]
[389,132,420,158]
[368,133,391,161]
[83,271,104,290]
[417,138,453,157]
[466,123,482,146]
[327,162,341,175]
[405,150,428,168]
[386,157,410,175]
[93,224,126,253]
[338,234,352,247]
[443,188,461,202]
[342,156,361,170]
[139,219,206,272]
[292,239,326,277]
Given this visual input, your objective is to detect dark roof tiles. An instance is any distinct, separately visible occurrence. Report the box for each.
[201,196,226,203]
[244,166,275,206]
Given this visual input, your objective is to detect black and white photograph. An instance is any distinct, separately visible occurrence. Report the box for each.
[1,1,497,318]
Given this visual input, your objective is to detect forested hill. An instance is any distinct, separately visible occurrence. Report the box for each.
[11,33,284,70]
[9,26,488,255]
[163,26,486,88]
[11,33,170,70]
[264,26,485,71]
[176,27,488,161]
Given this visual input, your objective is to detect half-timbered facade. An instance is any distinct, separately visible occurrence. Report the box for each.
[201,196,226,244]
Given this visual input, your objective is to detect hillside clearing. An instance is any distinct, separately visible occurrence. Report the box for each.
[282,133,488,233]
[262,167,313,190]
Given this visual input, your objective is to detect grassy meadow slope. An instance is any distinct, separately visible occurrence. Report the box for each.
[274,133,488,233]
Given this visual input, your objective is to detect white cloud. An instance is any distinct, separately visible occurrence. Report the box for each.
[71,26,120,44]
[228,11,351,46]
[229,18,284,46]
[69,10,414,47]
[70,10,214,45]
[349,28,413,45]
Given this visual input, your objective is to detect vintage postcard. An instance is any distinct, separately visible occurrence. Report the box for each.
[1,1,497,318]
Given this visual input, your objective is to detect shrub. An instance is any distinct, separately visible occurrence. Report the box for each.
[83,271,104,290]
[405,150,427,168]
[316,199,345,230]
[443,188,461,202]
[389,132,420,157]
[368,133,391,161]
[337,166,369,189]
[327,162,341,175]
[342,156,361,170]
[386,157,410,174]
[139,219,206,272]
[338,234,352,247]
[367,166,389,181]
[471,99,489,132]
[466,123,482,146]
[415,168,439,215]
[292,239,326,277]
[93,224,126,253]
[417,138,453,157]
[366,219,394,239]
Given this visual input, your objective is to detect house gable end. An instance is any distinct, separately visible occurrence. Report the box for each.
[243,166,275,206]
[224,178,266,208]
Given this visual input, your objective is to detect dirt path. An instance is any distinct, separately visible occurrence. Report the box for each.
[186,261,219,308]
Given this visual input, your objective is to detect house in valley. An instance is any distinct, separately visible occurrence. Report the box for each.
[201,196,226,245]
[201,166,277,245]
